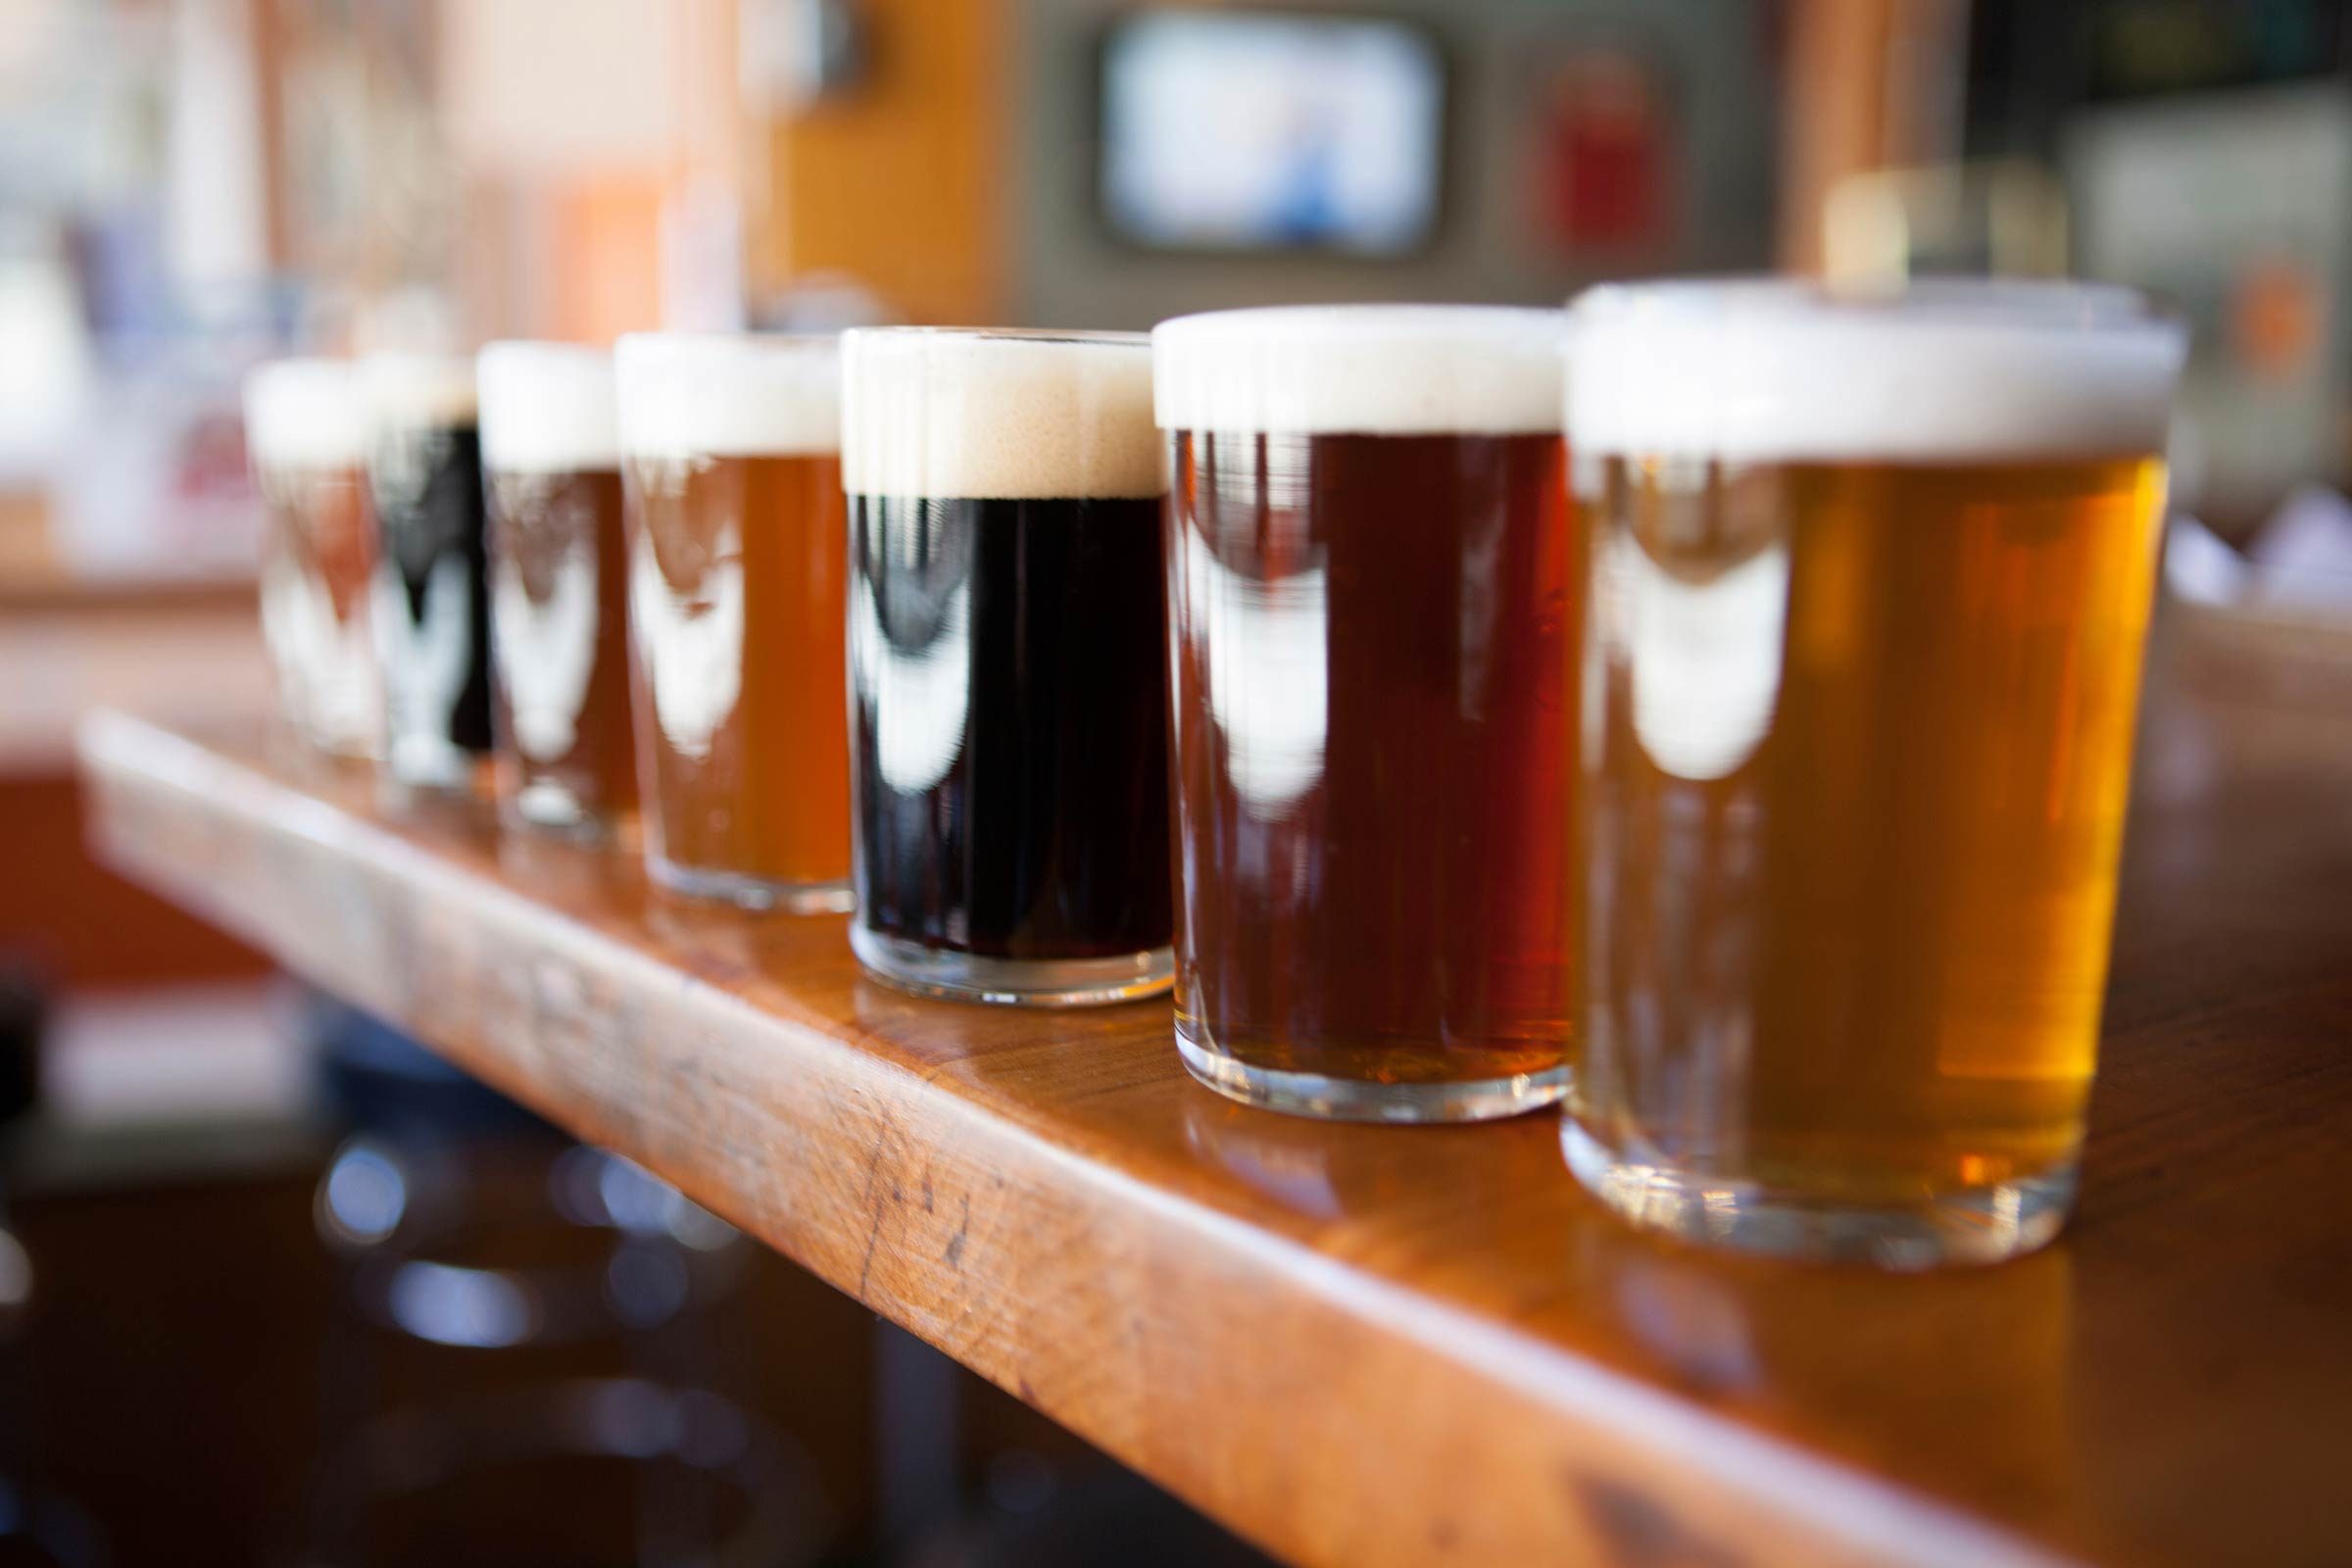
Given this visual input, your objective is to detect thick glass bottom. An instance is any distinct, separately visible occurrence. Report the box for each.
[386,734,484,793]
[1560,1120,2076,1269]
[649,855,853,914]
[1175,1023,1569,1123]
[851,925,1172,1007]
[504,780,621,845]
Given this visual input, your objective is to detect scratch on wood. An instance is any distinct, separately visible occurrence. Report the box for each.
[1573,1475,1742,1568]
[945,1193,970,1268]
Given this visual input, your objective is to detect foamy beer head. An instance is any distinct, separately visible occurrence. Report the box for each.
[614,332,840,462]
[361,351,480,451]
[1565,280,2185,465]
[1152,304,1564,437]
[477,341,619,476]
[841,327,1161,501]
[245,357,367,478]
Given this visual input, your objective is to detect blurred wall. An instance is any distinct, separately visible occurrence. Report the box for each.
[1014,0,1778,329]
[749,0,1012,323]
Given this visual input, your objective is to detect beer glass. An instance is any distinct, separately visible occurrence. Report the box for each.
[615,334,851,910]
[1155,306,1571,1118]
[478,342,638,838]
[842,328,1172,1005]
[363,353,493,790]
[1562,280,2186,1266]
[245,358,379,759]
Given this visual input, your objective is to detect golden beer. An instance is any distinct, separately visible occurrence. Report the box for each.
[1563,282,2185,1266]
[245,359,379,759]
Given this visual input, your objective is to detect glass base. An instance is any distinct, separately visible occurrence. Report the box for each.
[504,780,613,844]
[386,733,484,792]
[851,925,1172,1007]
[1561,1121,2076,1269]
[1176,1024,1569,1123]
[649,855,854,914]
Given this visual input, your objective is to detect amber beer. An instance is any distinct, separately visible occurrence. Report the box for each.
[842,329,1171,1005]
[614,334,850,908]
[1155,307,1572,1120]
[1563,281,2186,1266]
[245,358,379,758]
[477,343,638,837]
[364,353,493,790]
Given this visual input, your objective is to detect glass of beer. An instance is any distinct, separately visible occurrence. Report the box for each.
[1155,306,1572,1118]
[245,358,380,759]
[1562,280,2186,1266]
[362,353,493,791]
[477,342,639,839]
[841,328,1172,1005]
[614,333,852,910]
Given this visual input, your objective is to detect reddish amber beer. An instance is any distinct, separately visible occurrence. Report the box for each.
[1154,307,1572,1120]
[246,358,379,759]
[1562,281,2187,1266]
[478,342,638,838]
[615,334,851,909]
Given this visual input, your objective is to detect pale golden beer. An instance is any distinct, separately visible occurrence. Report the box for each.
[1562,282,2186,1266]
[615,334,851,909]
[245,359,379,759]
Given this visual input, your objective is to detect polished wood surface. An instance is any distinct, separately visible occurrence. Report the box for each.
[76,641,2352,1568]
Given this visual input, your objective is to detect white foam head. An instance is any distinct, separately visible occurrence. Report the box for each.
[477,342,619,472]
[359,351,479,434]
[1152,306,1564,436]
[614,333,840,459]
[1568,280,2187,462]
[841,329,1161,500]
[245,358,366,471]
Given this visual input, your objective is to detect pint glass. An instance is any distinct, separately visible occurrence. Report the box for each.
[1562,281,2186,1266]
[246,358,379,759]
[363,353,492,791]
[842,329,1172,1004]
[1155,307,1572,1119]
[615,334,852,910]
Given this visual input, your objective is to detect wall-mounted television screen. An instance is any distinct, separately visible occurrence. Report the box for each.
[1098,11,1446,255]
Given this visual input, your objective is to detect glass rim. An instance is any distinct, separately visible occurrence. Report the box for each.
[1570,276,2182,338]
[845,325,1151,348]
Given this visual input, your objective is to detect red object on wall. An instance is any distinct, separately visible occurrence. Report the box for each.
[1535,49,1676,255]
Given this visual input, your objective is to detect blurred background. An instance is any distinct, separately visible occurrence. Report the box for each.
[0,0,2347,1562]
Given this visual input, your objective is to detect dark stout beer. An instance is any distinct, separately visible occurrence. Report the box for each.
[364,354,492,789]
[1154,307,1571,1118]
[843,329,1171,1005]
[615,334,850,908]
[246,358,379,758]
[478,342,638,837]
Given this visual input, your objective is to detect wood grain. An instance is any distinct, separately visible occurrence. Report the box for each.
[75,632,2352,1568]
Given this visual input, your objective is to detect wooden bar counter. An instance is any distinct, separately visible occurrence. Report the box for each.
[74,637,2352,1568]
